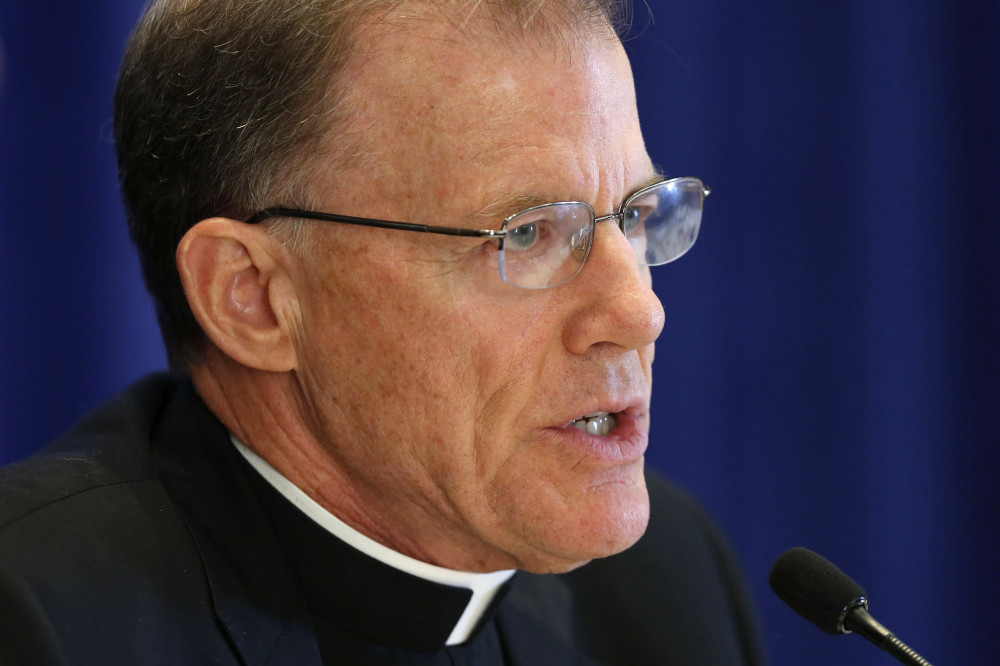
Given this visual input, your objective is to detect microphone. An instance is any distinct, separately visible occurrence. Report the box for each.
[769,547,934,666]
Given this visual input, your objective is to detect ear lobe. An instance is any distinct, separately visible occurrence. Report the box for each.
[177,217,297,372]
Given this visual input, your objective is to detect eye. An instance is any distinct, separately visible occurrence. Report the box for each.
[506,220,542,251]
[623,204,655,236]
[622,206,642,233]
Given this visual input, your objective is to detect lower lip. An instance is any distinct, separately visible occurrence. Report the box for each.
[543,412,648,464]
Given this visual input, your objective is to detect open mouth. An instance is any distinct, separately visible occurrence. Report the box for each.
[569,411,616,436]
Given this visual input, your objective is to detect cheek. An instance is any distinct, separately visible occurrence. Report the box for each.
[303,258,541,457]
[407,302,566,513]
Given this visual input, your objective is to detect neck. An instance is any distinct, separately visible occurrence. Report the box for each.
[188,349,520,573]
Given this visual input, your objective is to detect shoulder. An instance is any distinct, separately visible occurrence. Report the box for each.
[0,374,178,534]
[0,372,189,579]
[0,372,181,530]
[0,373,237,663]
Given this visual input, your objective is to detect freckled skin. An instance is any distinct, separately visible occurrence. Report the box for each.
[263,15,666,574]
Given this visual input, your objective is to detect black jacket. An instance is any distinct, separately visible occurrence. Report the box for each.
[0,374,765,665]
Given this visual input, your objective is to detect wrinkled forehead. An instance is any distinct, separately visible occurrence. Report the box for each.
[345,1,622,102]
[344,0,625,122]
[321,5,640,216]
[366,0,621,48]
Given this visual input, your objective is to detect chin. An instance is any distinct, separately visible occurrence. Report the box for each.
[514,480,651,574]
[580,486,651,557]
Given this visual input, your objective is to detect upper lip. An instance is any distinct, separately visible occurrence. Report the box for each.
[559,395,647,428]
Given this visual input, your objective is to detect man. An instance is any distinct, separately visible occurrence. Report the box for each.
[0,0,764,663]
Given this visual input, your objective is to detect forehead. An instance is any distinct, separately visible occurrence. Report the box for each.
[320,8,650,218]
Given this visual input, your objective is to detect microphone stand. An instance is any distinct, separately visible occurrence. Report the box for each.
[842,601,934,666]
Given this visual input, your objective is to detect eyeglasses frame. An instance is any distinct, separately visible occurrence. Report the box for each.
[247,176,707,240]
[244,177,710,286]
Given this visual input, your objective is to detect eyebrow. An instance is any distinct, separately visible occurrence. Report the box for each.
[474,171,668,223]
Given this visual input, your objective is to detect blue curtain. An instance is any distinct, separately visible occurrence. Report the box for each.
[2,2,996,664]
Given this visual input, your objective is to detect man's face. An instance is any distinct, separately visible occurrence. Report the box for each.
[284,15,665,573]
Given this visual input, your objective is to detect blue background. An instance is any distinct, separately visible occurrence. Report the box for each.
[2,2,997,664]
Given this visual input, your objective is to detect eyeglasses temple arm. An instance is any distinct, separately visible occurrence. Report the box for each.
[246,207,504,238]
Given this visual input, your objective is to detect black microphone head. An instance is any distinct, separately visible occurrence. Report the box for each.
[769,547,868,635]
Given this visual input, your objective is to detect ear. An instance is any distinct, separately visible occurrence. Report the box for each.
[177,217,298,372]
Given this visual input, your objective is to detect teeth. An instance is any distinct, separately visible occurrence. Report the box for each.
[571,411,616,436]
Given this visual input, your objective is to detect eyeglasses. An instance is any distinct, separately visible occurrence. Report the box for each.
[245,176,709,289]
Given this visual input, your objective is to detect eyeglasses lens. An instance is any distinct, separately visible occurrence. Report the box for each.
[499,177,705,289]
[624,178,704,266]
[500,203,594,289]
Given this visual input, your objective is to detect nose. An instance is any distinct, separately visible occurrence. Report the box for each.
[561,221,666,355]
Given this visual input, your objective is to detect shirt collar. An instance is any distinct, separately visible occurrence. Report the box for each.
[232,436,515,646]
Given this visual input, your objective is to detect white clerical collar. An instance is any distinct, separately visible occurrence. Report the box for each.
[231,436,515,646]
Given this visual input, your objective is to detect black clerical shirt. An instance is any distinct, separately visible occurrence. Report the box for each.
[0,374,766,665]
